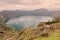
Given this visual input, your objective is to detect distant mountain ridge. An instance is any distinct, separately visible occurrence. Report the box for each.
[0,8,60,19]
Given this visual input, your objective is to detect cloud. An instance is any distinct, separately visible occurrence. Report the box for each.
[0,0,42,5]
[0,0,60,11]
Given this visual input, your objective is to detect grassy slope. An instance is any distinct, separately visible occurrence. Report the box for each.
[34,30,60,40]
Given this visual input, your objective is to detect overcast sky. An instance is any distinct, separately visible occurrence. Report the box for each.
[0,0,60,11]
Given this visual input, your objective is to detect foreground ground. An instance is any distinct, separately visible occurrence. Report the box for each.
[0,22,60,40]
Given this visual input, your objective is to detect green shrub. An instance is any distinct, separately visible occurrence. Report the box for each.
[45,20,60,25]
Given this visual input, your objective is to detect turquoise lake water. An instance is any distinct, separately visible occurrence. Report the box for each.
[6,16,53,30]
